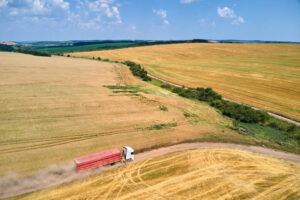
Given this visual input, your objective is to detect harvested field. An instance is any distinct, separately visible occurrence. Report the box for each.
[0,52,239,177]
[70,43,300,121]
[17,148,300,200]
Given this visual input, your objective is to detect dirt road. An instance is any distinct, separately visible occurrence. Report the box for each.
[1,142,299,199]
[135,142,300,163]
[147,74,300,126]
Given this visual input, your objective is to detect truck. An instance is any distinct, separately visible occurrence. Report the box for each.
[74,146,134,171]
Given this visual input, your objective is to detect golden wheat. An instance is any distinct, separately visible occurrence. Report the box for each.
[0,52,235,177]
[71,43,300,121]
[18,148,300,200]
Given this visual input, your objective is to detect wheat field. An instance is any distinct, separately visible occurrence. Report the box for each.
[0,52,239,177]
[71,43,300,121]
[17,148,300,200]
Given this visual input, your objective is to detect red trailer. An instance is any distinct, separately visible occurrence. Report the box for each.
[75,148,122,171]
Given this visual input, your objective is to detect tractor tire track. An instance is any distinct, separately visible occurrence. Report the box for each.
[1,142,300,199]
[0,121,188,154]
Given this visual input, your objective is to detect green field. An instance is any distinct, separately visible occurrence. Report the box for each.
[18,39,209,54]
[35,42,136,54]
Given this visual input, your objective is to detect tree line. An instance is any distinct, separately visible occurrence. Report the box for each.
[170,86,269,123]
[0,44,51,57]
[123,61,152,81]
[120,60,299,141]
[17,49,51,57]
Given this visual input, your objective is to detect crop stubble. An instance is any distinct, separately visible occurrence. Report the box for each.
[18,148,300,200]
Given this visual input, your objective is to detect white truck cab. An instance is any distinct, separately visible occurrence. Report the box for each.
[122,146,134,161]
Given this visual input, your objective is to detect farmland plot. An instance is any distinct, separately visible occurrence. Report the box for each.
[18,148,300,200]
[0,52,236,177]
[71,43,300,121]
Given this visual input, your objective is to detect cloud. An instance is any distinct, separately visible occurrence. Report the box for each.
[153,9,169,24]
[198,18,205,25]
[217,7,235,18]
[198,18,216,28]
[129,24,136,31]
[217,7,245,25]
[86,0,122,24]
[54,0,69,10]
[74,0,123,29]
[233,16,245,24]
[180,0,200,4]
[153,9,167,18]
[9,10,18,16]
[0,0,8,8]
[0,0,70,17]
[211,21,216,28]
[0,0,123,30]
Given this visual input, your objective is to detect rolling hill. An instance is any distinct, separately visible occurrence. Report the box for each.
[70,43,300,121]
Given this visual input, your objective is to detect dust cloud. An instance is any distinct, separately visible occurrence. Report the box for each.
[0,161,121,199]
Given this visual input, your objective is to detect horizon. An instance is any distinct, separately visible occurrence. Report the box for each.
[0,0,300,42]
[2,38,300,43]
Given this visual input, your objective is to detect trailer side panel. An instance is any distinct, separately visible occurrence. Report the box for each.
[75,148,122,171]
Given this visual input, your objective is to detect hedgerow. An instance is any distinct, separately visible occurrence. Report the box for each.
[17,49,51,57]
[170,86,268,123]
[210,99,269,123]
[121,60,299,142]
[123,61,151,81]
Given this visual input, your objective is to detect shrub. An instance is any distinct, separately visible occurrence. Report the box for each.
[268,118,296,132]
[97,57,101,60]
[159,106,168,111]
[168,80,269,123]
[172,87,186,96]
[172,87,222,103]
[267,117,299,140]
[184,112,197,118]
[161,83,173,89]
[171,85,268,124]
[123,61,151,81]
[211,99,269,123]
[148,123,177,130]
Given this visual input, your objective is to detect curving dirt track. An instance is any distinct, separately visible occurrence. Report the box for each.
[135,142,300,163]
[1,142,299,199]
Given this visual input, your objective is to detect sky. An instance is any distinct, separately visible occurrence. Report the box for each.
[0,0,299,42]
